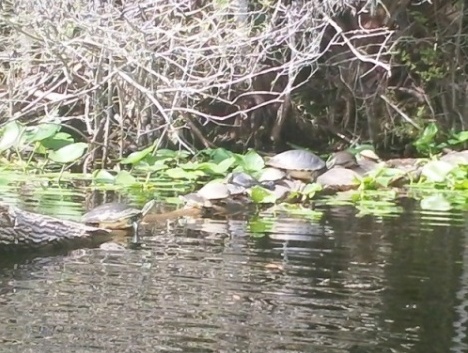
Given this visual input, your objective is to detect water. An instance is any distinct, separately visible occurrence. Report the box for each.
[0,194,467,353]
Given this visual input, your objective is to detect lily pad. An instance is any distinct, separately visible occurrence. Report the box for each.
[120,144,155,165]
[48,142,88,163]
[25,123,61,143]
[115,170,138,185]
[420,194,452,211]
[0,121,22,151]
[421,160,455,182]
[249,185,277,204]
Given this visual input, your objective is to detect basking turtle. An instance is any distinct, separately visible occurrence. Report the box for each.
[180,181,247,208]
[258,167,287,183]
[316,168,361,191]
[356,149,382,173]
[226,172,260,188]
[440,150,468,166]
[326,151,359,170]
[82,199,156,243]
[265,149,326,181]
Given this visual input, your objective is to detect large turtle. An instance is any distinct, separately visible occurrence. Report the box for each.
[82,199,156,244]
[265,149,326,181]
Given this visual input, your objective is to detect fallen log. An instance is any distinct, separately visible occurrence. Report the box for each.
[0,202,111,252]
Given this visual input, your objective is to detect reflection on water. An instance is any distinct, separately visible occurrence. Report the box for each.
[0,196,467,353]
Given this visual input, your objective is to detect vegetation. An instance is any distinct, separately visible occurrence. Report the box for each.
[0,1,467,218]
[1,1,467,164]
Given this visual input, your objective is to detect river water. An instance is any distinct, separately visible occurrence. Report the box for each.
[0,196,467,353]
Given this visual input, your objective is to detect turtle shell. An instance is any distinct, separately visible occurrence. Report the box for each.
[197,182,232,200]
[440,150,468,166]
[326,151,358,169]
[82,202,141,229]
[317,168,361,191]
[258,167,287,182]
[266,149,326,171]
[226,172,259,188]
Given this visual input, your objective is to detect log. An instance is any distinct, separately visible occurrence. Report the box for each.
[0,202,111,252]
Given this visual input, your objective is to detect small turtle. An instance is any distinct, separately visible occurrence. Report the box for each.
[265,149,326,181]
[197,182,232,200]
[258,167,287,182]
[317,168,361,191]
[226,172,260,188]
[356,149,382,173]
[82,199,156,244]
[181,181,247,208]
[326,151,359,169]
[440,150,468,166]
[180,193,213,208]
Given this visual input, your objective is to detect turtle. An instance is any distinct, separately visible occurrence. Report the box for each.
[316,168,361,191]
[82,199,156,244]
[180,181,247,208]
[356,149,382,173]
[226,172,260,188]
[326,150,359,169]
[258,167,287,183]
[439,150,468,166]
[265,149,326,181]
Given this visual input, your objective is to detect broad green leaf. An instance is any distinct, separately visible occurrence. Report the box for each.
[214,156,236,173]
[115,170,138,185]
[48,142,88,163]
[41,132,74,150]
[202,147,234,163]
[239,150,265,172]
[302,183,322,198]
[0,121,22,151]
[249,185,277,204]
[25,123,61,143]
[193,157,236,174]
[451,130,468,143]
[420,194,452,211]
[421,160,455,182]
[120,144,155,164]
[93,169,115,183]
[145,160,169,172]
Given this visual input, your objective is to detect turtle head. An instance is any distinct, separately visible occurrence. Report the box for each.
[141,199,156,216]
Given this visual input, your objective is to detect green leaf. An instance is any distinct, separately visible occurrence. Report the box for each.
[249,185,277,204]
[238,150,265,172]
[115,170,138,185]
[0,121,22,151]
[120,144,155,164]
[48,142,88,163]
[93,169,115,183]
[145,160,169,172]
[202,148,234,163]
[420,194,452,211]
[421,160,455,182]
[25,123,61,143]
[41,132,74,150]
[414,123,438,153]
[452,130,468,143]
[196,157,235,174]
[301,183,322,198]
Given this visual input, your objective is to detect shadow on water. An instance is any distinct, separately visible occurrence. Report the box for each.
[0,195,467,353]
